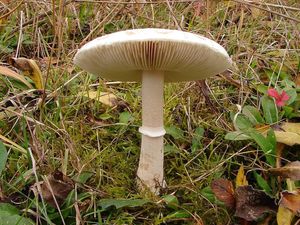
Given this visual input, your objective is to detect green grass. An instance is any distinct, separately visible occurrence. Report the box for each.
[0,0,300,224]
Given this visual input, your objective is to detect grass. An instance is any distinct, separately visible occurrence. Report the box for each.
[0,0,300,224]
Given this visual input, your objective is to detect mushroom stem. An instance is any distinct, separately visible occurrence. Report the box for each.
[137,70,165,194]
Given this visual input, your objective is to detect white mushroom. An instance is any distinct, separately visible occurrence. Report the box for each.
[74,28,231,194]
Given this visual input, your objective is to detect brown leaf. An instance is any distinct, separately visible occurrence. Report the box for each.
[0,65,33,88]
[268,161,300,181]
[9,57,44,89]
[235,185,276,221]
[279,190,300,215]
[211,178,235,209]
[41,170,74,208]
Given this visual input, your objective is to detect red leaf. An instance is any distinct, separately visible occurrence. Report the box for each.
[211,178,235,209]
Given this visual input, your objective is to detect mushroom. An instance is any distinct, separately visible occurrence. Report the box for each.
[74,28,231,194]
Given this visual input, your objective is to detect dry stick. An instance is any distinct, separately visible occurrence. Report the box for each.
[232,0,300,23]
[15,10,24,57]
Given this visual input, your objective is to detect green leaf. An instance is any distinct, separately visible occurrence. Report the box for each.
[256,84,268,94]
[200,187,224,205]
[284,88,297,105]
[191,127,204,152]
[200,187,215,202]
[283,106,294,118]
[282,78,296,88]
[99,113,112,120]
[254,172,272,195]
[266,129,276,167]
[165,210,190,219]
[73,171,93,184]
[98,199,150,210]
[235,114,254,130]
[242,106,264,125]
[261,96,278,124]
[165,125,184,140]
[163,195,179,209]
[164,145,180,155]
[119,111,133,124]
[245,129,275,166]
[0,203,34,225]
[0,141,7,174]
[225,131,251,141]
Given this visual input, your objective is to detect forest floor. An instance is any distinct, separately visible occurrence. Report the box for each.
[0,0,300,224]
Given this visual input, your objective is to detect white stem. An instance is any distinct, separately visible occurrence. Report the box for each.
[137,70,165,194]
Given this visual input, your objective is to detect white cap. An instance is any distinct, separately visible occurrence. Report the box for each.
[74,28,231,82]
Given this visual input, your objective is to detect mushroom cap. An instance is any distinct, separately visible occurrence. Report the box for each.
[74,28,231,82]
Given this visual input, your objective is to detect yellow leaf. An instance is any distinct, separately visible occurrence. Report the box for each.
[10,57,44,89]
[0,65,33,88]
[256,123,300,146]
[280,122,300,134]
[277,206,294,225]
[236,165,248,187]
[274,122,300,146]
[78,91,118,107]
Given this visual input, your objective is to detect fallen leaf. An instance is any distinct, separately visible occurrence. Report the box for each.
[78,91,118,107]
[0,66,33,88]
[279,190,300,215]
[235,185,276,221]
[274,131,300,146]
[273,123,300,146]
[40,170,74,208]
[236,165,248,187]
[211,178,235,209]
[9,57,44,89]
[277,206,294,225]
[268,161,300,181]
